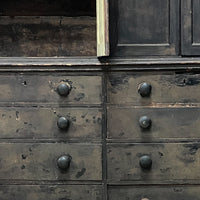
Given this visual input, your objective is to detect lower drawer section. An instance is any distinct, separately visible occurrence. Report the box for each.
[0,143,102,181]
[0,185,102,200]
[107,143,200,182]
[108,186,200,200]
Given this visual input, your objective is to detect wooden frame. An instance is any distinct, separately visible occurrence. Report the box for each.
[109,0,179,57]
[181,0,200,55]
[97,0,110,57]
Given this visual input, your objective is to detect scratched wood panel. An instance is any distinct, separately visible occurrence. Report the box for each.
[107,73,200,104]
[0,107,102,139]
[182,0,200,55]
[0,143,102,180]
[107,107,200,140]
[0,74,102,104]
[0,0,95,16]
[0,185,102,200]
[107,143,200,182]
[109,0,179,56]
[0,16,96,57]
[108,186,200,200]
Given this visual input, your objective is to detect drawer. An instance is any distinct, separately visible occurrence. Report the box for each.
[0,185,102,200]
[0,143,102,181]
[107,73,200,104]
[108,186,200,200]
[0,74,102,104]
[0,107,102,140]
[107,107,200,141]
[107,143,200,182]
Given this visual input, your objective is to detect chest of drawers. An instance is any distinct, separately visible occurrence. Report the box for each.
[0,67,199,200]
[0,72,103,200]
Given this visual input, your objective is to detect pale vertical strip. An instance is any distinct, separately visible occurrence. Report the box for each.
[97,0,109,57]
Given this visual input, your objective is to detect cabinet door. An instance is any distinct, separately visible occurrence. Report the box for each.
[182,0,200,55]
[110,0,179,56]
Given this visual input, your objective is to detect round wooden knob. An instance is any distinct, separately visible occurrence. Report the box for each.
[57,117,70,130]
[57,83,71,96]
[139,155,152,170]
[57,155,72,170]
[139,116,152,129]
[138,82,152,97]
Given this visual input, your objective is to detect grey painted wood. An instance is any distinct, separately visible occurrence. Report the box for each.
[107,107,200,141]
[0,16,96,57]
[0,74,102,104]
[182,0,200,55]
[107,143,200,182]
[107,73,200,104]
[0,185,102,200]
[108,186,200,200]
[0,143,102,180]
[110,0,179,56]
[0,107,102,140]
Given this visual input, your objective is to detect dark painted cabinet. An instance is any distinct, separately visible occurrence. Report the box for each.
[181,0,200,55]
[110,0,200,57]
[110,0,179,56]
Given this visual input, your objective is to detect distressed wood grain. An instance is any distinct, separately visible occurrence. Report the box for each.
[108,186,200,200]
[0,107,102,140]
[0,16,96,57]
[109,0,179,56]
[0,74,102,104]
[107,143,200,182]
[107,107,200,141]
[0,143,102,181]
[0,185,102,200]
[107,73,200,104]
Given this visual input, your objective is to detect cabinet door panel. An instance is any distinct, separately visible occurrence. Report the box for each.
[182,0,200,55]
[110,0,179,56]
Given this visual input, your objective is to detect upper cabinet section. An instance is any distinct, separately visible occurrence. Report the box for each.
[182,0,200,55]
[0,0,109,57]
[110,0,179,57]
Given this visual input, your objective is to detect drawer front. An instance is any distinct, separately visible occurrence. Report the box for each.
[107,107,200,140]
[0,143,102,181]
[0,107,102,139]
[0,185,102,200]
[0,75,102,104]
[107,143,200,182]
[107,73,200,104]
[108,186,200,200]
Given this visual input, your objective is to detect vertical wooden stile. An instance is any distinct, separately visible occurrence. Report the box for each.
[97,0,110,57]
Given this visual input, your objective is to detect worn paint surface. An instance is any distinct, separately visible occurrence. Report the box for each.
[107,73,200,104]
[0,16,96,57]
[0,185,102,200]
[107,143,200,182]
[0,74,102,104]
[109,0,179,56]
[0,107,102,140]
[108,186,200,200]
[0,143,102,180]
[107,107,200,140]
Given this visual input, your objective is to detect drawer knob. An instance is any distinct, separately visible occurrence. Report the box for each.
[139,155,152,170]
[57,155,72,170]
[139,116,152,129]
[57,83,71,96]
[57,117,70,130]
[138,82,152,97]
